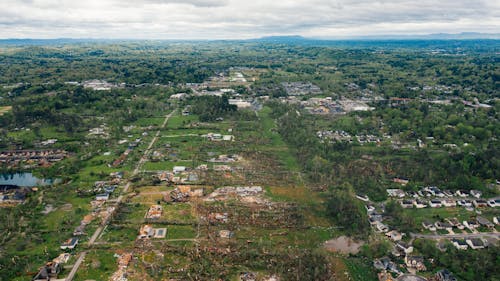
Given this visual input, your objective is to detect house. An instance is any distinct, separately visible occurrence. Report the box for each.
[443,190,454,197]
[404,256,426,271]
[396,241,413,254]
[476,216,494,228]
[73,225,86,236]
[435,221,453,231]
[173,166,187,174]
[138,225,155,239]
[387,189,406,198]
[413,199,427,209]
[33,262,61,281]
[95,193,109,201]
[356,194,370,202]
[473,199,488,208]
[470,190,482,198]
[375,258,400,275]
[219,230,234,238]
[395,275,427,281]
[487,200,497,207]
[445,218,464,229]
[435,269,457,281]
[373,257,399,273]
[457,199,472,207]
[386,230,403,241]
[407,191,419,198]
[429,199,442,208]
[146,205,163,219]
[451,239,468,250]
[369,214,384,225]
[365,205,376,213]
[60,237,79,250]
[442,199,456,207]
[378,272,395,281]
[400,200,415,208]
[375,221,389,233]
[422,220,436,231]
[393,177,409,186]
[463,220,479,230]
[466,238,486,249]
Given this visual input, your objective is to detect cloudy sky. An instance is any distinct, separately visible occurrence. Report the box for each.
[0,0,498,39]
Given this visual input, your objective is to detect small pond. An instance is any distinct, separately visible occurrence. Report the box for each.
[0,173,56,187]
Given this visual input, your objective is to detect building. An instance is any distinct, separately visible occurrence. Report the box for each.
[435,269,457,281]
[138,225,155,239]
[393,177,410,186]
[60,237,79,250]
[451,239,468,250]
[404,256,426,271]
[466,238,486,249]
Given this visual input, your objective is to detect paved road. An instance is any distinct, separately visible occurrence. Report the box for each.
[64,110,175,281]
[64,251,87,281]
[410,232,500,240]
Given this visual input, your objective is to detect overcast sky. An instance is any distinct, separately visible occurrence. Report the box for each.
[0,0,498,39]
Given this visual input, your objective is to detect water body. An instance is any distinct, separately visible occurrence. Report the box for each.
[0,173,55,187]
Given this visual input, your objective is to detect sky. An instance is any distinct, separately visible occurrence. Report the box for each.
[0,0,498,39]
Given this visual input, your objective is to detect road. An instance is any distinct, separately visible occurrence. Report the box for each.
[410,232,500,240]
[64,251,87,281]
[64,110,175,281]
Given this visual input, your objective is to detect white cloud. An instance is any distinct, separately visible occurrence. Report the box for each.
[0,0,498,39]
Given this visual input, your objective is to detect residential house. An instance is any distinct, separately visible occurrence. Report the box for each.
[60,237,79,250]
[422,220,436,232]
[375,221,389,233]
[146,205,163,219]
[443,190,454,197]
[396,241,413,254]
[435,269,457,281]
[473,199,488,208]
[393,177,410,186]
[404,256,426,271]
[442,199,456,207]
[33,262,61,281]
[219,230,235,238]
[455,190,469,197]
[476,216,494,228]
[400,200,415,208]
[138,225,155,239]
[378,272,395,281]
[451,239,468,250]
[463,220,479,230]
[457,200,472,207]
[413,199,427,209]
[95,193,109,201]
[445,218,464,230]
[387,189,406,198]
[373,257,399,273]
[365,204,376,213]
[470,190,482,198]
[466,238,486,249]
[429,199,442,208]
[356,194,370,202]
[386,230,403,241]
[173,166,187,174]
[435,221,454,231]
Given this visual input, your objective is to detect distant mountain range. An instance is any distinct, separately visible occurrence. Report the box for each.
[0,33,498,45]
[256,33,500,41]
